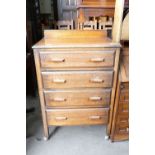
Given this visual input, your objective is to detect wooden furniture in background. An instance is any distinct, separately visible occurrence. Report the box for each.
[33,30,120,140]
[110,46,129,141]
[77,0,116,21]
[98,17,113,30]
[78,20,97,30]
[77,0,115,31]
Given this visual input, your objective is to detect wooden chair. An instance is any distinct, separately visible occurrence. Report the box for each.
[55,20,74,30]
[99,17,113,30]
[78,20,97,30]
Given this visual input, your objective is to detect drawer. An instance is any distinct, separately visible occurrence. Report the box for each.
[44,88,111,108]
[111,133,129,142]
[119,91,129,102]
[46,108,109,126]
[42,71,113,89]
[39,50,115,69]
[120,82,129,90]
[115,124,129,134]
[118,101,129,112]
[116,115,129,125]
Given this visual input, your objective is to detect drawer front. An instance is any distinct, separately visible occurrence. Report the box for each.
[116,115,129,125]
[112,134,129,142]
[112,121,129,141]
[118,101,129,113]
[42,71,113,89]
[115,124,129,134]
[40,51,115,69]
[46,108,109,126]
[119,91,129,102]
[120,82,129,90]
[44,88,111,108]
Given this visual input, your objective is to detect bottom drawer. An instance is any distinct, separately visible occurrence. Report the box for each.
[115,123,129,134]
[111,133,129,142]
[46,108,109,126]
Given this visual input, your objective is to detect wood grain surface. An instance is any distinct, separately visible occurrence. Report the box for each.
[42,70,114,89]
[40,50,115,69]
[46,108,109,126]
[44,88,111,108]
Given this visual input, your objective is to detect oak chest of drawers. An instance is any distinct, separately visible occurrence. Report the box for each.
[110,48,129,142]
[33,30,120,140]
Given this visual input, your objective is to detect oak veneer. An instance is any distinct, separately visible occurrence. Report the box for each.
[42,70,113,89]
[33,30,120,139]
[44,88,111,108]
[46,108,109,126]
[39,50,115,69]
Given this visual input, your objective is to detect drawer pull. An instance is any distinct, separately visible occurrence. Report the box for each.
[89,116,101,120]
[52,98,66,102]
[119,127,129,132]
[89,96,102,101]
[90,58,105,62]
[90,78,104,83]
[120,120,127,123]
[123,109,129,112]
[51,58,65,62]
[55,116,67,121]
[119,128,126,132]
[52,79,66,83]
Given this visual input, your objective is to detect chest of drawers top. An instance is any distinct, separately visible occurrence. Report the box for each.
[32,30,120,49]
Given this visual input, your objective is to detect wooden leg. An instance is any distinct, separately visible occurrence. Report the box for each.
[34,51,49,141]
[43,136,48,141]
[107,49,120,135]
[43,125,49,140]
[37,90,49,140]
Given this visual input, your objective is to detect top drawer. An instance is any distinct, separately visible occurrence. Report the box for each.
[39,50,115,69]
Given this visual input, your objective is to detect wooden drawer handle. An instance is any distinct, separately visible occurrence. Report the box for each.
[89,96,102,101]
[89,116,101,120]
[119,129,126,132]
[52,98,66,102]
[55,116,67,121]
[119,128,129,132]
[90,58,105,62]
[50,58,65,62]
[90,78,104,83]
[123,109,129,112]
[120,119,127,123]
[52,79,66,83]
